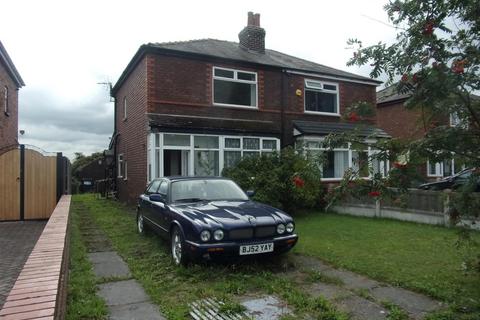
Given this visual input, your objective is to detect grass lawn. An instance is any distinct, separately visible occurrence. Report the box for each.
[294,212,480,317]
[68,194,347,320]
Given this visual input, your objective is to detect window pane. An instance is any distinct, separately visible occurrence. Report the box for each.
[305,90,337,113]
[214,79,257,106]
[237,72,256,81]
[243,151,260,158]
[352,151,369,177]
[214,68,234,78]
[164,134,190,146]
[194,150,219,176]
[262,139,277,150]
[323,84,337,91]
[155,134,160,148]
[443,159,453,177]
[305,80,323,90]
[155,150,160,178]
[306,141,320,149]
[225,138,241,148]
[323,151,349,178]
[243,138,260,150]
[224,151,242,168]
[194,136,219,149]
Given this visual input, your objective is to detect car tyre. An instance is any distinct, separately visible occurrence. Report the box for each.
[171,226,189,266]
[137,211,148,235]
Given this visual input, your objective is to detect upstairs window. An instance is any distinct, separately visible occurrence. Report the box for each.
[213,67,257,108]
[3,86,8,114]
[304,79,339,115]
[123,96,127,120]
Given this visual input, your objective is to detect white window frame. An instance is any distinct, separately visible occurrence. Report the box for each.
[3,86,8,114]
[304,79,340,117]
[212,66,258,109]
[427,157,463,178]
[298,137,388,181]
[123,96,127,120]
[117,154,124,178]
[146,133,279,182]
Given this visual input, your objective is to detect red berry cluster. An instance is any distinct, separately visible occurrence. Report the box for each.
[348,112,359,123]
[293,176,305,188]
[422,21,434,36]
[452,59,466,74]
[368,191,381,198]
[393,162,407,169]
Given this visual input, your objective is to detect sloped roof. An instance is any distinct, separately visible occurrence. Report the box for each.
[0,40,25,88]
[376,84,412,105]
[112,39,381,94]
[293,120,390,138]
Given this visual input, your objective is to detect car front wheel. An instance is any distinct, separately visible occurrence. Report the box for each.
[171,227,189,266]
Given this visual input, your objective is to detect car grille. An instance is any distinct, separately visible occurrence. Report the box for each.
[229,228,254,240]
[255,226,276,238]
[228,226,276,240]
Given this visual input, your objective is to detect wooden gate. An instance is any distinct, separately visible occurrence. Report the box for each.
[0,145,66,221]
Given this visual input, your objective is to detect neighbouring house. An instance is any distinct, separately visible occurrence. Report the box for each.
[108,12,388,203]
[75,158,108,193]
[376,84,468,181]
[0,40,24,150]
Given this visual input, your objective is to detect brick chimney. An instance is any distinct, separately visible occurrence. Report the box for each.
[238,12,266,53]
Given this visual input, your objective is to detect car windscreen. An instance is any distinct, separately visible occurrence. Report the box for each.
[171,179,248,202]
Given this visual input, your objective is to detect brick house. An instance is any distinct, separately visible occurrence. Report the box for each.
[0,40,24,150]
[376,84,466,181]
[109,12,388,203]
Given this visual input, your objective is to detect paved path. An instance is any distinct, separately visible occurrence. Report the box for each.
[77,203,165,320]
[290,254,444,320]
[0,221,46,309]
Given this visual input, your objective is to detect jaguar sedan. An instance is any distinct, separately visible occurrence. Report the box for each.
[136,177,298,265]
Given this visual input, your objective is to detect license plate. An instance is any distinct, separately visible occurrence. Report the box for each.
[239,243,274,255]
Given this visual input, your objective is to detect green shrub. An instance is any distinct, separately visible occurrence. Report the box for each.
[222,147,325,214]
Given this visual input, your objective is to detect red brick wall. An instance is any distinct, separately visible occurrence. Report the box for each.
[376,100,427,140]
[0,61,19,150]
[115,56,149,204]
[114,52,378,202]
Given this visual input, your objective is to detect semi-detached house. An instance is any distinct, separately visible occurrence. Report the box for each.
[109,12,388,203]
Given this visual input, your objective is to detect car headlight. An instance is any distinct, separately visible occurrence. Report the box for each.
[213,229,224,241]
[286,222,294,233]
[200,230,211,242]
[277,224,286,234]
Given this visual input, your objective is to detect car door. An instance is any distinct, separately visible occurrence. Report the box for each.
[141,180,161,222]
[150,180,169,233]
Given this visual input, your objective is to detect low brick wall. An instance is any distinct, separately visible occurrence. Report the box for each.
[0,195,71,320]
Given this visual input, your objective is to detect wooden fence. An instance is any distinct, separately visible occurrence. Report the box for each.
[0,145,70,221]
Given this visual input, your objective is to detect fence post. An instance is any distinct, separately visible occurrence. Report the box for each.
[19,144,25,221]
[375,199,381,217]
[56,152,64,202]
[443,191,451,226]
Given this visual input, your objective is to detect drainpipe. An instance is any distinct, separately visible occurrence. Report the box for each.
[280,69,289,148]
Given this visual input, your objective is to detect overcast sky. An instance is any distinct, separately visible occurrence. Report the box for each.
[1,0,397,160]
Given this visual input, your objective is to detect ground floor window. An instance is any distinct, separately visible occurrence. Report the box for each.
[117,154,127,180]
[147,133,279,182]
[299,138,389,181]
[427,157,464,177]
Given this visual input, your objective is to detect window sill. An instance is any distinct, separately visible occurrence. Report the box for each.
[304,111,340,117]
[213,103,258,110]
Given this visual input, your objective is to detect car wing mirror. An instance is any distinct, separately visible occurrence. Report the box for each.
[246,190,255,198]
[149,194,165,203]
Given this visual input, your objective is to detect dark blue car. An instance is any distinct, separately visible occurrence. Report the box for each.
[136,177,298,265]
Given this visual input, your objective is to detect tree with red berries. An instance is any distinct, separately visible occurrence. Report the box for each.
[327,0,480,277]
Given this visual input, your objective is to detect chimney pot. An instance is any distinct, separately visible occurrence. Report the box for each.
[247,12,254,26]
